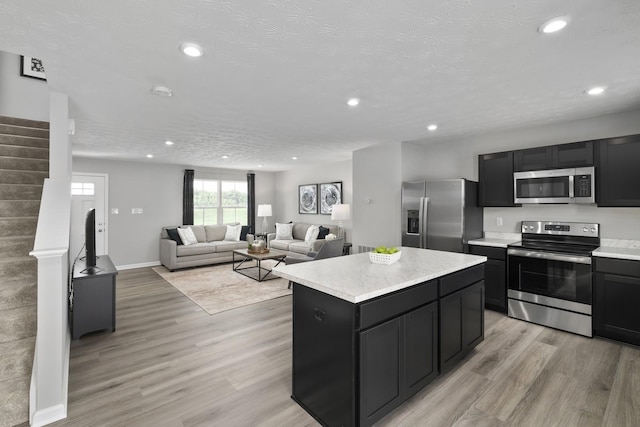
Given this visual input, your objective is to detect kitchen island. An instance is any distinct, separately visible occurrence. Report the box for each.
[272,247,486,427]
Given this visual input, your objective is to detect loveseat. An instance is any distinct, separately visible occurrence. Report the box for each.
[159,224,251,271]
[267,222,340,256]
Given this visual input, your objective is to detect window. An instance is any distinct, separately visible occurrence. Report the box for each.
[194,179,247,225]
[71,182,95,196]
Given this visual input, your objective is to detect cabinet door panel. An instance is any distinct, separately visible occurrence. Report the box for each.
[483,259,506,312]
[479,152,516,207]
[596,135,640,206]
[462,281,485,349]
[359,317,401,422]
[514,146,552,171]
[594,273,640,346]
[404,302,438,395]
[554,141,594,167]
[440,291,463,372]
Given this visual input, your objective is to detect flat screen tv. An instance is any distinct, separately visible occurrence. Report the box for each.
[85,208,97,268]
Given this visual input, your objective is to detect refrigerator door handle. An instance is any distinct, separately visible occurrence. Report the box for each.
[419,197,428,249]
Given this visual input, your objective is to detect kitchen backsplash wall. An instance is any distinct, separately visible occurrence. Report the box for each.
[483,205,640,240]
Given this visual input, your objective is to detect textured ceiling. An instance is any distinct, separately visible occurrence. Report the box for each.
[1,0,640,171]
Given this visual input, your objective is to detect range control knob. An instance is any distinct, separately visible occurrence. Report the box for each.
[590,227,597,233]
[583,227,588,232]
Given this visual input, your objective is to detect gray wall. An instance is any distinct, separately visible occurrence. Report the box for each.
[0,50,49,121]
[352,141,402,251]
[274,159,353,235]
[403,108,640,240]
[73,157,276,268]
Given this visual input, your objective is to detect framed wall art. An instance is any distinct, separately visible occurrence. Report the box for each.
[20,56,47,81]
[298,184,318,214]
[319,182,342,215]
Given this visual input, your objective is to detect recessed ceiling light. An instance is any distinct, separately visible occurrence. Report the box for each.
[180,42,204,57]
[427,124,438,131]
[146,154,153,158]
[347,98,360,107]
[165,140,174,146]
[221,155,229,159]
[538,16,569,34]
[151,85,173,97]
[292,156,298,160]
[586,86,606,95]
[257,164,263,168]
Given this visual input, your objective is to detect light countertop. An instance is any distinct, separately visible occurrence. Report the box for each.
[592,246,640,261]
[272,246,486,303]
[468,238,519,248]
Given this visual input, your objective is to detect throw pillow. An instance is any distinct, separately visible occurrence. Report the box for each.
[240,225,252,241]
[224,224,242,241]
[275,222,293,240]
[177,227,198,246]
[304,225,320,245]
[317,225,330,239]
[166,228,183,245]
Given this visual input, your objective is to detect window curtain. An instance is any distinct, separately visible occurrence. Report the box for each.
[247,173,255,233]
[183,169,194,225]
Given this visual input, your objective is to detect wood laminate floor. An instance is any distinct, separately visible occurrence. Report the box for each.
[50,267,640,427]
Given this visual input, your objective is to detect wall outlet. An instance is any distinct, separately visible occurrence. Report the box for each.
[131,208,143,214]
[111,208,119,215]
[496,217,503,226]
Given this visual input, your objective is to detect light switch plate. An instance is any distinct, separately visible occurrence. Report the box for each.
[111,208,119,214]
[132,208,143,214]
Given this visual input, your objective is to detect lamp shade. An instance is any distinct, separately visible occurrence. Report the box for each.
[257,204,272,217]
[331,204,350,221]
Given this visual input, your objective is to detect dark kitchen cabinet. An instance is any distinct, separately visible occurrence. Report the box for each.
[479,151,517,207]
[469,245,507,313]
[514,146,553,171]
[553,141,594,168]
[596,134,640,207]
[439,265,485,373]
[359,301,438,426]
[594,257,640,346]
[514,141,594,171]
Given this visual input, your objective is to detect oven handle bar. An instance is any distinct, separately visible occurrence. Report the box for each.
[507,248,592,265]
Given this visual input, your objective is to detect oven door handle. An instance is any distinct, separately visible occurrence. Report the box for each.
[507,248,592,264]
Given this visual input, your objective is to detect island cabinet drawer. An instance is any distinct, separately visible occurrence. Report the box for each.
[358,280,438,330]
[439,264,485,297]
[594,257,640,276]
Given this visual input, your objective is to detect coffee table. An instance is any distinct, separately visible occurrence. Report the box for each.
[232,248,288,282]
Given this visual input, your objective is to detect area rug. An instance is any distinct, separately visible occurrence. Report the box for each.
[152,261,290,315]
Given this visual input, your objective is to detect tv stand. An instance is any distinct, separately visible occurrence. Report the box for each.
[71,255,118,340]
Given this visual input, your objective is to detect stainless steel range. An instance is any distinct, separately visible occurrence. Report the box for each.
[507,220,600,337]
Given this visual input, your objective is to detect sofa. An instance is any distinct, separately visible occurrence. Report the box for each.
[159,224,251,271]
[267,222,340,256]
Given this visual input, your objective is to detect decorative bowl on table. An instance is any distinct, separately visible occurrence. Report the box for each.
[369,250,401,265]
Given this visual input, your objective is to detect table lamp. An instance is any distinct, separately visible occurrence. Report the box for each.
[257,204,272,234]
[331,203,350,239]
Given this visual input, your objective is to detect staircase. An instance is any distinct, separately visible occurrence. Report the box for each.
[0,116,49,427]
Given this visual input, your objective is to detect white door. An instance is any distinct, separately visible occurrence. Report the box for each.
[70,173,108,261]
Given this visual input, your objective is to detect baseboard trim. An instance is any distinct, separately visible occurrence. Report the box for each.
[31,403,66,427]
[116,260,161,270]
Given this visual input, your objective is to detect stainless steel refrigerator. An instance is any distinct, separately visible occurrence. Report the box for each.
[401,179,483,253]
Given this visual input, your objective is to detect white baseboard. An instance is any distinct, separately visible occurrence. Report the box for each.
[31,403,66,427]
[116,260,161,270]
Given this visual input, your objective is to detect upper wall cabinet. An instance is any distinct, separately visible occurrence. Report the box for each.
[596,134,640,207]
[514,141,594,171]
[479,151,518,207]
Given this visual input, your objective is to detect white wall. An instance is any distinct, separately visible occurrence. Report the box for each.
[72,157,276,268]
[403,108,640,240]
[352,142,402,251]
[0,50,49,121]
[274,159,353,235]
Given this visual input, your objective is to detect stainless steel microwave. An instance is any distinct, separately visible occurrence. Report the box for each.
[513,167,595,204]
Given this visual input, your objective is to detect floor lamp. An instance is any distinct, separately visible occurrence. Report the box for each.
[331,204,350,239]
[257,204,272,235]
